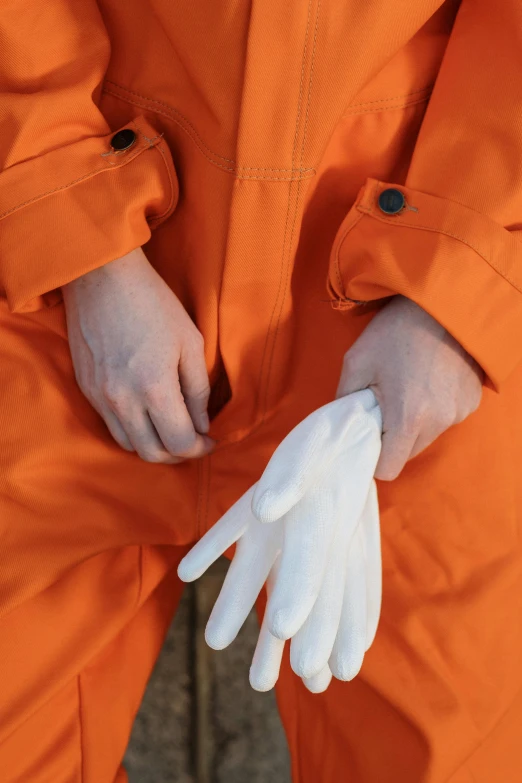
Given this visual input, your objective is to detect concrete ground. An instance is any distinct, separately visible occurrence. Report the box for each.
[124,558,291,783]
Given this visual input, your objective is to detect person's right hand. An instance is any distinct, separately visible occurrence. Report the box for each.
[62,247,214,464]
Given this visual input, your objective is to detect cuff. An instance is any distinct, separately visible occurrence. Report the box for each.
[328,178,522,390]
[0,116,178,313]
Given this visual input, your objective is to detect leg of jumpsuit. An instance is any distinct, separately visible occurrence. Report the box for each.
[252,117,522,783]
[271,379,522,783]
[0,298,198,783]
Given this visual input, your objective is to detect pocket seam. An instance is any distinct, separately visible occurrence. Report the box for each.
[345,85,433,115]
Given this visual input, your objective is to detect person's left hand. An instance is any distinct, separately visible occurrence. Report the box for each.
[337,296,484,481]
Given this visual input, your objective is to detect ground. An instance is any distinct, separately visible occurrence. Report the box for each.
[125,558,291,783]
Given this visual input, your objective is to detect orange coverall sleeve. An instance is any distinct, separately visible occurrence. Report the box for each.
[0,1,178,314]
[328,0,522,390]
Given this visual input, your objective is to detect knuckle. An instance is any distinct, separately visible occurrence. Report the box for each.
[101,379,126,406]
[143,383,169,408]
[167,432,198,457]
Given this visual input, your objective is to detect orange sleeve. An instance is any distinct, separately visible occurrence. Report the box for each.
[328,0,522,390]
[0,1,178,314]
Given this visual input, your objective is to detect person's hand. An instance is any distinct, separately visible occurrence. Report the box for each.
[62,247,214,463]
[337,295,483,481]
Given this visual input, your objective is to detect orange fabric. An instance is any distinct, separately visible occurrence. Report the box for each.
[328,178,522,389]
[1,0,522,781]
[0,544,187,783]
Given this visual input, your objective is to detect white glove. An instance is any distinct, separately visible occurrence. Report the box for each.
[178,390,382,692]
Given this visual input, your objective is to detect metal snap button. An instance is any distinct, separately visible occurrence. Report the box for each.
[110,128,137,153]
[378,188,406,215]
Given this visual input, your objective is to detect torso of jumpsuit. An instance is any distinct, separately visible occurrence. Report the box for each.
[1,1,522,781]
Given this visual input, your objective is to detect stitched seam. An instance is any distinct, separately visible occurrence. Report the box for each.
[236,170,315,181]
[262,0,321,418]
[78,676,85,783]
[147,142,176,223]
[0,125,157,221]
[332,296,367,307]
[103,87,239,173]
[231,165,314,173]
[0,150,141,220]
[256,0,314,418]
[265,0,321,410]
[347,85,433,109]
[334,211,365,298]
[104,86,315,177]
[335,177,522,299]
[134,546,144,609]
[106,80,316,173]
[196,458,202,538]
[105,79,236,163]
[345,95,431,116]
[197,456,212,538]
[202,452,212,536]
[103,83,316,178]
[359,203,522,296]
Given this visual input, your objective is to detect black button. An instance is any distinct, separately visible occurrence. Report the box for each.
[378,188,406,215]
[110,128,137,152]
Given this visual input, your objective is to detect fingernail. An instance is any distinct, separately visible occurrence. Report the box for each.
[202,435,216,451]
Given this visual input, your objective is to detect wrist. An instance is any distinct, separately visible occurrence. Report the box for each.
[62,247,146,295]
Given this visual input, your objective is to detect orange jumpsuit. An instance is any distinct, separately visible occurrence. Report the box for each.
[1,1,522,780]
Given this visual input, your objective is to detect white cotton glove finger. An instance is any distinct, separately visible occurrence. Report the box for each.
[250,560,286,692]
[249,617,286,692]
[252,390,381,523]
[288,514,348,680]
[288,436,379,679]
[205,517,282,649]
[361,480,382,650]
[265,484,337,641]
[250,624,334,694]
[265,426,379,641]
[177,486,257,582]
[250,627,334,694]
[302,665,333,694]
[328,525,368,681]
[250,486,381,691]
